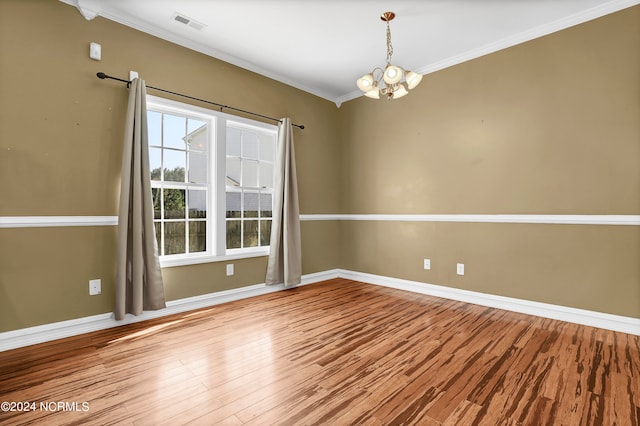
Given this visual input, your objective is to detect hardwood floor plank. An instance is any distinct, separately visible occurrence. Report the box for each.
[442,399,483,425]
[1,279,638,425]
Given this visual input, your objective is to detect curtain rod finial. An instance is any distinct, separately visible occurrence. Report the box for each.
[97,72,107,79]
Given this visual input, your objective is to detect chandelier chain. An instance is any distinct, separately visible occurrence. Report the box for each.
[385,21,394,65]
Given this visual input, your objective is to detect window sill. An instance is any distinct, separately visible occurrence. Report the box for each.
[159,248,270,268]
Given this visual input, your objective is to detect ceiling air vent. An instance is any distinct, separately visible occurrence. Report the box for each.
[171,12,206,31]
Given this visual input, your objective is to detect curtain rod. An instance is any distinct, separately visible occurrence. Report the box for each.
[96,72,304,130]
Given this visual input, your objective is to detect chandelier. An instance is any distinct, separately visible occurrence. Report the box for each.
[356,12,423,100]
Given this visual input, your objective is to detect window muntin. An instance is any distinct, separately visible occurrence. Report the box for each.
[146,96,276,265]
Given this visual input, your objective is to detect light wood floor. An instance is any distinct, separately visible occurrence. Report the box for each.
[1,278,638,425]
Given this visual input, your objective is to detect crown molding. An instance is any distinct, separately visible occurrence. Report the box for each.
[59,0,99,20]
[415,0,640,79]
[342,0,640,105]
[58,0,339,103]
[56,0,640,106]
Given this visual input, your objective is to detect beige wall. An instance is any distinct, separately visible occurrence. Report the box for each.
[0,0,341,331]
[0,1,638,332]
[338,6,640,317]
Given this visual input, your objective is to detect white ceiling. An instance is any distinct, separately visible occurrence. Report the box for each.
[63,0,637,106]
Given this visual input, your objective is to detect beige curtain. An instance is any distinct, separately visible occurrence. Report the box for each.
[115,78,166,320]
[266,118,302,286]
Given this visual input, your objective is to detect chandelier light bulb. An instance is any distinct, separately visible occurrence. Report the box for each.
[357,74,375,92]
[383,65,403,84]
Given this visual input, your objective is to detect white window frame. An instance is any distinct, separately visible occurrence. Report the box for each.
[146,95,277,268]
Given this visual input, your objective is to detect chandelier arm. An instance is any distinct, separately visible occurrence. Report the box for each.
[371,67,385,83]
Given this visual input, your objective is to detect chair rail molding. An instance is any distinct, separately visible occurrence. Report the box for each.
[299,214,640,226]
[2,214,639,228]
[0,216,118,228]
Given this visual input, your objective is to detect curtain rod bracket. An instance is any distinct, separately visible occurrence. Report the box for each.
[96,72,304,130]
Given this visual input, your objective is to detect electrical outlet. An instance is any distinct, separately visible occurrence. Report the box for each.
[423,259,431,270]
[89,279,101,295]
[226,264,234,276]
[456,263,465,276]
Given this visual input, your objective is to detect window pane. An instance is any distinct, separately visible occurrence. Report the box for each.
[243,220,259,248]
[164,221,185,255]
[243,131,259,159]
[164,150,186,182]
[226,192,241,218]
[226,157,240,186]
[148,111,162,147]
[259,133,274,161]
[242,159,258,187]
[188,190,207,218]
[152,188,161,219]
[187,119,207,152]
[259,163,273,189]
[260,220,271,246]
[226,220,241,249]
[188,118,207,134]
[188,152,207,184]
[189,221,206,253]
[163,114,187,149]
[227,127,241,157]
[149,148,162,180]
[164,189,185,219]
[244,192,259,218]
[260,193,272,218]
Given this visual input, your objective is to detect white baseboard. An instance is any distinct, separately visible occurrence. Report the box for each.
[1,267,637,351]
[337,269,640,336]
[0,269,340,352]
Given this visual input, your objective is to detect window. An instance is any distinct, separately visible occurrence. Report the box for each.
[147,96,277,266]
